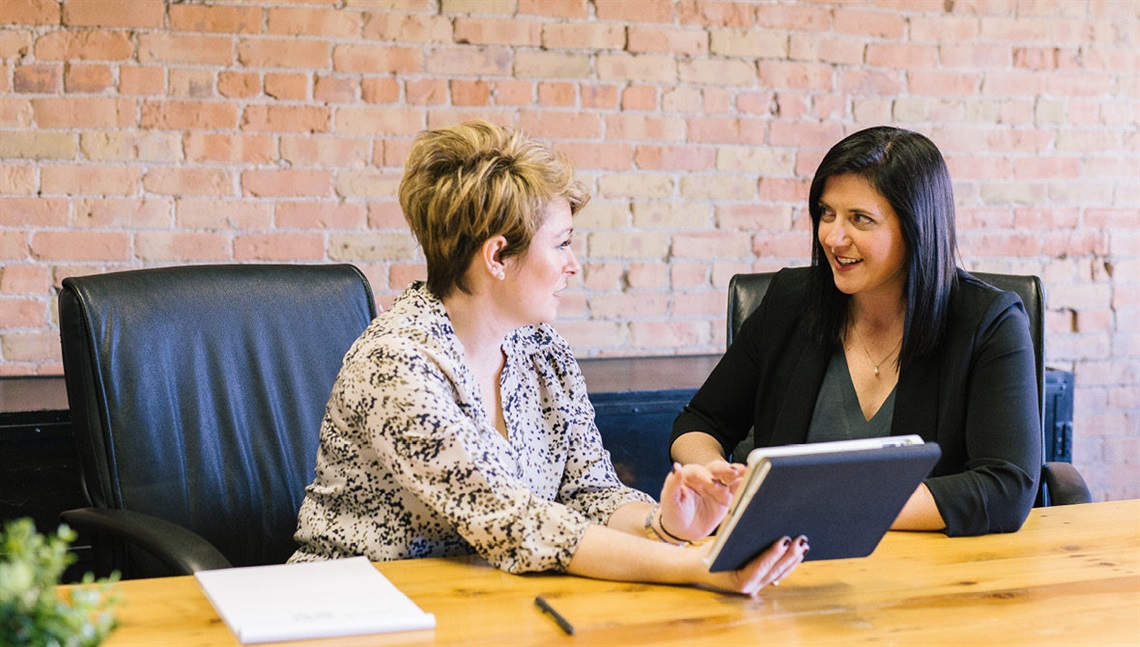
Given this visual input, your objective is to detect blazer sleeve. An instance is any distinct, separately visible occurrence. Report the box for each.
[925,291,1041,536]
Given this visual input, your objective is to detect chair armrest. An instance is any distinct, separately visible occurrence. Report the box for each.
[60,507,232,575]
[1042,462,1093,506]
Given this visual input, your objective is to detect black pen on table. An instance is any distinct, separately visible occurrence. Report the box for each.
[535,595,575,635]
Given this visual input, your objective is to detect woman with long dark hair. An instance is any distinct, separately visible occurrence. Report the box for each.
[672,127,1040,536]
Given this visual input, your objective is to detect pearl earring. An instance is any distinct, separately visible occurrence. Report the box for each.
[495,269,505,280]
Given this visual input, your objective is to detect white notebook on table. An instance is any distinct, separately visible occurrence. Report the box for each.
[195,556,436,644]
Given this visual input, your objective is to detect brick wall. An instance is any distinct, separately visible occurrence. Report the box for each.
[1,0,1136,501]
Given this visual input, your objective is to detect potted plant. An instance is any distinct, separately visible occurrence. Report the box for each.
[1,518,118,646]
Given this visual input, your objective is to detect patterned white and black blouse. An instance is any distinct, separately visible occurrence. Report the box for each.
[290,282,653,573]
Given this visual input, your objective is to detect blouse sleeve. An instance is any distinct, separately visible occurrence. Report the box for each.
[925,293,1041,536]
[342,339,593,574]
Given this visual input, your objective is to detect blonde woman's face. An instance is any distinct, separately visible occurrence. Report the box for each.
[502,198,579,326]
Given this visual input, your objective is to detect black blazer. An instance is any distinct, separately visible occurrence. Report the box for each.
[673,267,1041,536]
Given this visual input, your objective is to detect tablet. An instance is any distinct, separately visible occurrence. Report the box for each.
[706,435,942,572]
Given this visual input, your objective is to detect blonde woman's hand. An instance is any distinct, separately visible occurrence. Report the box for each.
[658,461,745,541]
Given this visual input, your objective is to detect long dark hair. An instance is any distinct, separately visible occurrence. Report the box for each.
[808,126,959,366]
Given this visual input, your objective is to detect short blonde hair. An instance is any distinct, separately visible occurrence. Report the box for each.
[398,121,589,299]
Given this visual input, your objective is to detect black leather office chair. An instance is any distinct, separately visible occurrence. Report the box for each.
[58,264,377,579]
[726,270,1091,507]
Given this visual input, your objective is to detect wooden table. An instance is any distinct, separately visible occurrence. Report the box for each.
[65,500,1140,646]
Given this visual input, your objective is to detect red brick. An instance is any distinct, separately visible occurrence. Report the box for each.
[581,84,619,110]
[41,165,139,196]
[218,71,260,99]
[591,292,670,319]
[31,231,131,261]
[0,297,48,328]
[791,32,865,66]
[0,165,36,195]
[315,75,357,103]
[62,0,164,28]
[595,0,673,22]
[406,79,450,106]
[140,100,237,130]
[0,131,74,160]
[33,97,135,128]
[242,170,333,198]
[628,320,708,351]
[455,17,541,46]
[34,30,134,61]
[552,319,625,351]
[518,110,602,140]
[170,3,261,34]
[621,85,658,111]
[0,231,30,261]
[139,33,234,66]
[0,198,67,227]
[425,47,512,76]
[597,53,677,83]
[234,233,325,261]
[518,0,589,19]
[757,60,833,90]
[678,58,756,86]
[0,265,51,294]
[833,7,905,39]
[361,77,401,104]
[451,80,492,106]
[135,232,232,262]
[4,0,61,25]
[280,136,371,167]
[175,199,273,230]
[635,145,715,172]
[686,116,765,145]
[758,177,810,204]
[242,105,331,133]
[1,332,63,365]
[541,23,624,50]
[1,97,33,127]
[629,26,708,55]
[239,39,331,69]
[118,66,163,96]
[336,106,423,136]
[537,82,575,107]
[169,69,216,98]
[517,50,592,78]
[267,7,362,38]
[276,202,366,230]
[13,64,61,93]
[185,133,275,164]
[557,141,634,172]
[909,16,979,42]
[677,1,756,28]
[274,76,338,107]
[606,113,685,142]
[65,63,113,93]
[758,4,830,30]
[74,198,173,228]
[334,44,422,74]
[492,80,534,106]
[144,168,234,197]
[366,201,405,229]
[362,12,452,43]
[335,169,401,198]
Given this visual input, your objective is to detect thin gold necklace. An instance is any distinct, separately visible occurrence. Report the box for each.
[849,322,902,377]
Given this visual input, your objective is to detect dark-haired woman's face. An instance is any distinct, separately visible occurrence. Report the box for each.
[817,174,907,302]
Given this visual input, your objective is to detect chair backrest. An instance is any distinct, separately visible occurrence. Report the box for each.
[59,264,377,576]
